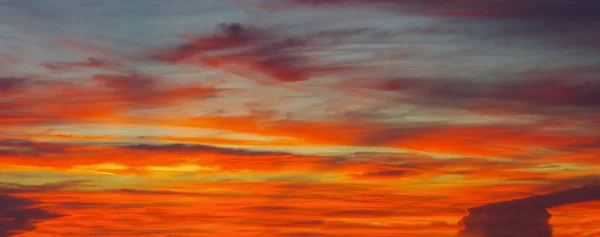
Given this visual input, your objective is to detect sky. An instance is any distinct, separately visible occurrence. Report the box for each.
[0,0,599,236]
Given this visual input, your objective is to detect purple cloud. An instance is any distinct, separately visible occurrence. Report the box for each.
[0,194,63,237]
[154,22,353,82]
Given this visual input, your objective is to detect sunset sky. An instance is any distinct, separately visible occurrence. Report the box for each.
[1,0,599,236]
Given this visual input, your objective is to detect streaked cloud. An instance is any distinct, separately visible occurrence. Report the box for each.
[1,0,598,236]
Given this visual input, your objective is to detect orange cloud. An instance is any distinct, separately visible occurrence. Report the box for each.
[9,182,465,237]
[151,116,597,159]
[0,75,219,126]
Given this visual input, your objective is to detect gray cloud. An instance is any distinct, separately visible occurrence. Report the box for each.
[456,183,600,237]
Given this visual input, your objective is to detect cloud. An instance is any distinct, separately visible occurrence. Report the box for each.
[261,0,600,49]
[0,194,63,237]
[0,180,94,193]
[456,183,600,237]
[0,77,28,95]
[280,232,328,237]
[284,220,324,227]
[6,137,566,191]
[1,1,599,236]
[344,68,600,114]
[154,22,349,82]
[41,57,125,72]
[277,0,600,22]
[125,143,288,157]
[349,169,413,180]
[325,210,396,218]
[0,74,219,126]
[0,139,333,173]
[0,185,376,236]
[0,139,72,157]
[244,205,298,212]
[143,113,599,160]
[331,69,600,145]
[92,73,220,108]
[125,143,372,174]
[0,180,553,237]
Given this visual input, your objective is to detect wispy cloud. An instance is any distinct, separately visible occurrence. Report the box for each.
[41,57,126,72]
[1,0,598,236]
[154,22,358,82]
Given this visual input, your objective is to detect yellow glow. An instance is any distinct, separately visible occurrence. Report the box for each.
[68,163,129,175]
[144,163,219,173]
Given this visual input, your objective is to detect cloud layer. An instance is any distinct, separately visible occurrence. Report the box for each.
[1,0,598,236]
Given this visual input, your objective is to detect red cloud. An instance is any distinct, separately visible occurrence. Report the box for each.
[155,23,345,82]
[0,74,219,126]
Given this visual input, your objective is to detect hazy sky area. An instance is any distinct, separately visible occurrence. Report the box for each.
[1,0,599,236]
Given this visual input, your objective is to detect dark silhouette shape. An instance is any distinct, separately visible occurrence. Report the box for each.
[456,183,600,237]
[0,194,63,236]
